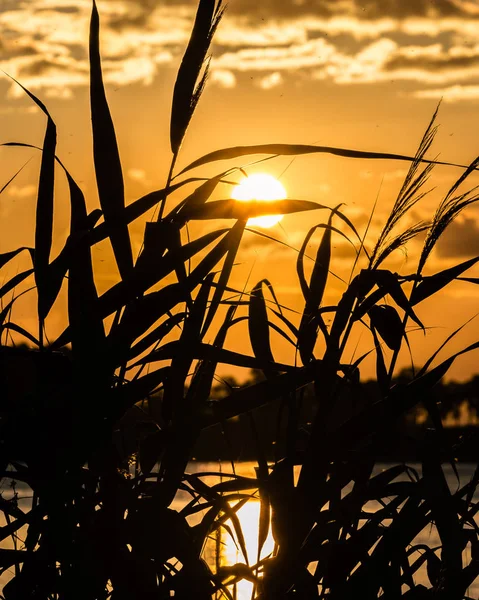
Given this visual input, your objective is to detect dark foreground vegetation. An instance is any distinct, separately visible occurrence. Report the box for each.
[1,1,479,598]
[191,369,479,462]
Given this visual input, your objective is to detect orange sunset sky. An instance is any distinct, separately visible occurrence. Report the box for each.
[1,0,479,381]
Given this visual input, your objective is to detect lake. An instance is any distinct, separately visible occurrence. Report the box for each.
[1,461,478,598]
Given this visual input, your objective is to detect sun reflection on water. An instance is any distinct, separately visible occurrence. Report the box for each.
[216,500,275,600]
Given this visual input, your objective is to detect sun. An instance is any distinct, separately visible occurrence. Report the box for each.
[231,173,287,228]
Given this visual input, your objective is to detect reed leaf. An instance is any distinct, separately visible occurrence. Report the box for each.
[89,0,133,280]
[99,228,228,318]
[201,219,246,338]
[0,269,34,301]
[112,367,170,414]
[8,78,56,338]
[0,158,31,198]
[131,340,292,372]
[176,142,469,177]
[248,280,277,378]
[0,322,39,346]
[172,173,228,226]
[411,255,479,305]
[422,438,463,594]
[368,304,403,352]
[128,312,185,361]
[199,364,319,428]
[371,325,388,395]
[187,304,235,405]
[0,247,34,271]
[297,215,334,365]
[180,198,325,220]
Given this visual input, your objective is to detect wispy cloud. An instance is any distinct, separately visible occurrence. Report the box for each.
[412,84,479,101]
[2,0,479,99]
[436,215,479,257]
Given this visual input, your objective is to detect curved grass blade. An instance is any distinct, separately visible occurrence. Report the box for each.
[298,215,334,364]
[0,322,39,346]
[99,228,228,317]
[354,270,423,330]
[371,325,388,395]
[199,363,319,428]
[249,416,270,565]
[172,172,228,226]
[176,143,469,177]
[0,298,16,328]
[0,269,34,301]
[52,228,234,349]
[65,160,106,373]
[368,304,403,351]
[187,304,235,405]
[6,76,56,343]
[130,340,293,372]
[0,247,34,271]
[112,367,170,414]
[181,198,326,221]
[422,439,463,594]
[411,255,479,306]
[249,280,276,378]
[128,312,186,360]
[160,274,216,424]
[158,309,240,504]
[38,238,71,321]
[201,220,246,338]
[89,0,133,280]
[0,158,32,196]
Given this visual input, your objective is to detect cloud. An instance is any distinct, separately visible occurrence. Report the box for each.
[258,72,283,89]
[210,69,237,88]
[2,0,479,98]
[412,84,479,101]
[214,37,337,72]
[127,168,147,182]
[6,184,37,198]
[436,215,479,257]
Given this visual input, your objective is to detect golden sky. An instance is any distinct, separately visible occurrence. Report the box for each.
[2,0,479,381]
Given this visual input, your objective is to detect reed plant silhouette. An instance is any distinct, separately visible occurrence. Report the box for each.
[1,1,479,599]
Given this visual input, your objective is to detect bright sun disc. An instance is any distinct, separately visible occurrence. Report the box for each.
[231,173,286,228]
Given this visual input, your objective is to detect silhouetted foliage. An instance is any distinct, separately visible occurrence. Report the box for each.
[1,1,479,599]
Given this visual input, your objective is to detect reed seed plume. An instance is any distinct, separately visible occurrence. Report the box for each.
[170,0,225,156]
[372,222,430,269]
[370,103,439,269]
[419,155,479,273]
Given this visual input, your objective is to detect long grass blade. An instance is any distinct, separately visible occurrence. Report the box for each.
[249,280,277,378]
[0,247,34,271]
[130,340,292,372]
[298,215,334,364]
[201,220,246,337]
[368,304,403,352]
[0,158,32,196]
[411,255,479,305]
[176,143,469,177]
[6,77,57,342]
[0,270,34,301]
[89,0,133,280]
[180,198,326,220]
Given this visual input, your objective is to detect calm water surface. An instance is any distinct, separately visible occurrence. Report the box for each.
[1,462,478,598]
[181,462,479,600]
